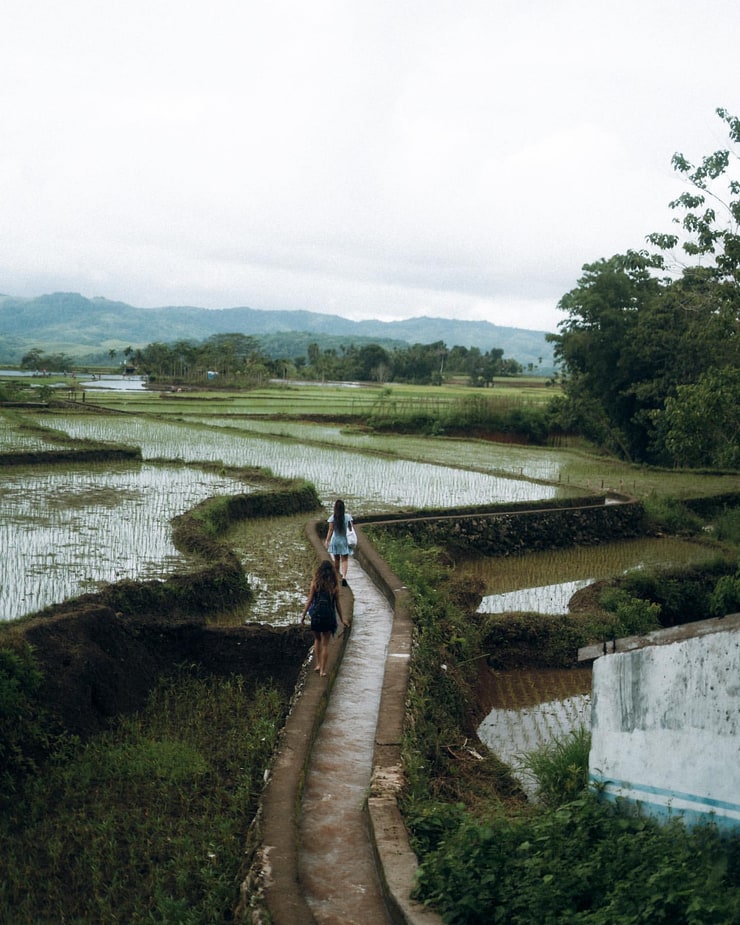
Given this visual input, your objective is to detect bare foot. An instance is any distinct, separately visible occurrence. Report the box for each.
[320,671,327,677]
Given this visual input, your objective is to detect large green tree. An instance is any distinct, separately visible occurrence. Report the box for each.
[648,107,740,286]
[551,109,740,466]
[550,252,664,460]
[657,366,740,469]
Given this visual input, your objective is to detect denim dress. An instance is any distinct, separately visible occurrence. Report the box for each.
[327,513,353,556]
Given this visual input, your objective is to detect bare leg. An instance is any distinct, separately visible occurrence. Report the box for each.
[318,632,331,676]
[313,633,321,671]
[340,555,349,584]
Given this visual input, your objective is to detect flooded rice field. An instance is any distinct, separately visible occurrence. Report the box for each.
[471,537,721,796]
[181,415,573,484]
[463,536,721,614]
[480,686,592,800]
[476,666,593,798]
[34,414,568,513]
[2,409,729,812]
[1,410,570,625]
[0,462,248,621]
[0,416,61,453]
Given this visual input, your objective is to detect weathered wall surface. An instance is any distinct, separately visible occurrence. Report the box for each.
[589,613,740,832]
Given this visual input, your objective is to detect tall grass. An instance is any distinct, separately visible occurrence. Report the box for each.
[0,671,287,924]
[519,725,591,806]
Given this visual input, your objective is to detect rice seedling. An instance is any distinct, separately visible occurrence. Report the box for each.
[466,535,725,614]
[0,413,60,452]
[0,462,250,622]
[215,512,320,626]
[33,413,566,512]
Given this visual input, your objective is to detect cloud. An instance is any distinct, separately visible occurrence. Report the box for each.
[1,0,739,333]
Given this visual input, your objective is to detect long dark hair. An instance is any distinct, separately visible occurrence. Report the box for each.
[333,498,346,535]
[314,559,338,594]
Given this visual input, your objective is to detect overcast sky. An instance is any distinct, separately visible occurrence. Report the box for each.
[1,1,738,333]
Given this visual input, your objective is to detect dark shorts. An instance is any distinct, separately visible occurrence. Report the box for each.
[311,611,337,634]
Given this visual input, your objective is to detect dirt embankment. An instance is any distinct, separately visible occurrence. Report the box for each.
[12,604,313,740]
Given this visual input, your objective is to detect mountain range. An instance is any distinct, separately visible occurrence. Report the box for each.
[0,291,556,371]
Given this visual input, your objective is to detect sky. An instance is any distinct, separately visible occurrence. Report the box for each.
[1,0,739,334]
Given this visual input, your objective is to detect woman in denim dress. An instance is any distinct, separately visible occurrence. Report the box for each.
[325,498,354,587]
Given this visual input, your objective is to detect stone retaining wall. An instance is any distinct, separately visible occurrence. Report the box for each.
[367,496,645,557]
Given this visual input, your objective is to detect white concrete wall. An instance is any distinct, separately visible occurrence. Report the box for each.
[589,614,740,832]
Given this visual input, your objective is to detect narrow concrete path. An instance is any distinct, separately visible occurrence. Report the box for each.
[298,563,395,924]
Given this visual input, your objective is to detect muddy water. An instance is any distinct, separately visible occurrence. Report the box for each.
[298,563,395,925]
[478,676,592,800]
[464,536,721,614]
[470,536,725,797]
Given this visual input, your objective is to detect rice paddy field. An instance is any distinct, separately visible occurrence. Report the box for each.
[2,385,738,799]
[2,388,738,627]
[464,535,724,615]
[61,380,740,500]
[468,536,725,796]
[0,461,252,622]
[31,413,571,512]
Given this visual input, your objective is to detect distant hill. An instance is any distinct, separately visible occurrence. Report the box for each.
[0,292,555,371]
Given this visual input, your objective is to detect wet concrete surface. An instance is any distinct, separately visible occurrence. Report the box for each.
[298,562,396,924]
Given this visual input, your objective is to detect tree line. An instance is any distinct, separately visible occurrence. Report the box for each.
[548,107,740,469]
[21,335,522,387]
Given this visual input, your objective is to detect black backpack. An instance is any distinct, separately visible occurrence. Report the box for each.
[310,590,336,632]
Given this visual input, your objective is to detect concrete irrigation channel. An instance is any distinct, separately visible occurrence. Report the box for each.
[245,495,646,923]
[244,521,443,925]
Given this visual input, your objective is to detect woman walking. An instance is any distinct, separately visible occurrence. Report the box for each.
[301,560,347,676]
[325,498,354,586]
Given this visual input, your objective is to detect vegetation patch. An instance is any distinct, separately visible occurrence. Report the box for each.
[0,670,290,925]
[411,794,740,924]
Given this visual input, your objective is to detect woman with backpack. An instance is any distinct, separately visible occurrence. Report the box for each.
[301,560,348,676]
[324,498,355,587]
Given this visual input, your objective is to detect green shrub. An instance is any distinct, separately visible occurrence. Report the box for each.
[597,586,662,636]
[519,726,591,807]
[413,795,740,924]
[482,611,588,669]
[710,570,740,617]
[618,560,735,626]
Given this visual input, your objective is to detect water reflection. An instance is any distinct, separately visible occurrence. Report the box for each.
[83,375,148,391]
[465,536,721,613]
[479,580,593,615]
[479,693,592,800]
[473,536,721,798]
[0,463,247,621]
